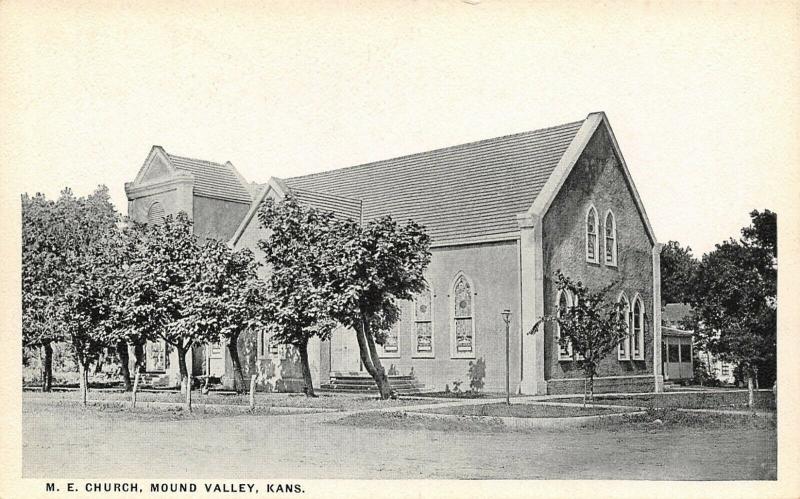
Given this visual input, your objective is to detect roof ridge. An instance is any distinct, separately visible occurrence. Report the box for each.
[288,186,363,204]
[285,119,584,182]
[166,152,225,168]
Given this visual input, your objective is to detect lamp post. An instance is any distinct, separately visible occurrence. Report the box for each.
[501,309,512,406]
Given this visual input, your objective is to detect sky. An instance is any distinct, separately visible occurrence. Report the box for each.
[2,0,798,257]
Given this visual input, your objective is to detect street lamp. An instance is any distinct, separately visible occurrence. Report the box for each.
[501,309,512,406]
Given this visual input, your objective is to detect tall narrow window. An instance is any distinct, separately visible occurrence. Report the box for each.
[381,326,400,357]
[604,210,617,266]
[556,289,574,361]
[414,286,434,357]
[617,293,631,360]
[632,295,644,360]
[586,205,599,263]
[451,273,475,358]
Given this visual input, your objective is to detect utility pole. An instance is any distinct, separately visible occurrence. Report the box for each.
[502,309,511,405]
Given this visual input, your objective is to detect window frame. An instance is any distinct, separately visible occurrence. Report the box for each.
[147,201,166,225]
[617,292,631,361]
[586,204,600,264]
[631,294,645,360]
[450,271,477,359]
[604,209,618,267]
[378,319,402,359]
[412,284,435,359]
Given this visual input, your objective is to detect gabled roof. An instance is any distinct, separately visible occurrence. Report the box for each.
[165,152,252,204]
[662,303,694,325]
[282,120,584,243]
[291,188,362,222]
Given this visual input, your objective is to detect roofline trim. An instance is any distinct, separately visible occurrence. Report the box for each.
[132,146,177,186]
[430,232,519,249]
[527,112,657,245]
[228,177,288,247]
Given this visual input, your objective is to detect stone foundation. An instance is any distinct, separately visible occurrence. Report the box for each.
[546,375,656,395]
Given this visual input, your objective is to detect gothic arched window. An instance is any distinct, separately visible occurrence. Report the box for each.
[451,273,475,358]
[617,293,631,360]
[586,205,599,263]
[414,285,434,357]
[632,295,644,360]
[604,210,617,266]
[556,289,574,361]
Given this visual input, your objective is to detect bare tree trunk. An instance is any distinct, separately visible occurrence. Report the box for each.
[348,317,395,400]
[176,343,189,395]
[583,377,587,408]
[363,324,393,400]
[297,338,317,397]
[747,374,755,408]
[133,341,145,373]
[77,354,88,406]
[588,373,595,403]
[116,340,132,391]
[40,341,53,392]
[226,338,246,394]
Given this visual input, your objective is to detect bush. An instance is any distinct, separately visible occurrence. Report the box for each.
[468,358,486,392]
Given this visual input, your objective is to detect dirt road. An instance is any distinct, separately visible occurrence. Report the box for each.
[22,404,775,480]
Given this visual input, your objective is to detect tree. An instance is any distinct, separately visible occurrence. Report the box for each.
[191,240,267,393]
[121,212,215,403]
[530,271,629,405]
[323,216,431,400]
[690,210,776,407]
[22,193,65,391]
[660,240,699,306]
[257,196,338,397]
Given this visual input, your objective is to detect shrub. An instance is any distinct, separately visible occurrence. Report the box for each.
[468,358,486,392]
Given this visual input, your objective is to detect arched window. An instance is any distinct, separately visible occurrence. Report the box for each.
[617,293,631,360]
[413,285,434,358]
[586,205,599,263]
[604,210,617,266]
[556,289,574,361]
[632,295,644,360]
[147,201,165,225]
[451,273,475,358]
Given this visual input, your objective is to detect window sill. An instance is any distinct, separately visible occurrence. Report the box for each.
[451,353,476,360]
[604,262,618,268]
[379,352,401,359]
[412,352,435,359]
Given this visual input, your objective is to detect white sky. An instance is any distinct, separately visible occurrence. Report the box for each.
[2,1,798,256]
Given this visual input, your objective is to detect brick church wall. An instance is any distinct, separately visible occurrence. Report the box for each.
[542,125,656,393]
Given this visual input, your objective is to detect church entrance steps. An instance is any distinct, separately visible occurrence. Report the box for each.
[321,373,431,395]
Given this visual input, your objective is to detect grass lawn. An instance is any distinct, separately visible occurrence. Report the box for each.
[23,390,444,413]
[331,406,775,434]
[423,402,621,418]
[558,390,775,411]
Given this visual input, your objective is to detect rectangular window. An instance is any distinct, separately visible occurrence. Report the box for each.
[680,344,691,364]
[721,364,730,376]
[383,330,399,354]
[415,322,433,353]
[668,344,680,363]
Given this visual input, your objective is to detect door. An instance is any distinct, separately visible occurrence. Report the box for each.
[145,339,167,372]
[207,342,225,377]
[330,327,362,374]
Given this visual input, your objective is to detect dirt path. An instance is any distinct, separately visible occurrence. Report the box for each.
[22,404,776,480]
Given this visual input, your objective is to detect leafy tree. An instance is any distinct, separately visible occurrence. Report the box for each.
[530,271,629,405]
[257,197,338,397]
[323,216,431,400]
[29,187,122,403]
[690,210,776,407]
[660,240,699,306]
[121,212,215,400]
[191,240,267,393]
[22,193,65,391]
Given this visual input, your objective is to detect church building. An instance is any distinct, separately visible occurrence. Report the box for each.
[125,112,664,395]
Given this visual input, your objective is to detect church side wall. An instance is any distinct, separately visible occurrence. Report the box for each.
[542,126,656,394]
[193,196,251,242]
[377,240,522,393]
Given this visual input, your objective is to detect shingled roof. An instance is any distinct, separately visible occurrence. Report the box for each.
[282,120,584,243]
[167,153,252,204]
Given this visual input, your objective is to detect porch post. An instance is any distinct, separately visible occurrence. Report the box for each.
[518,214,547,395]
